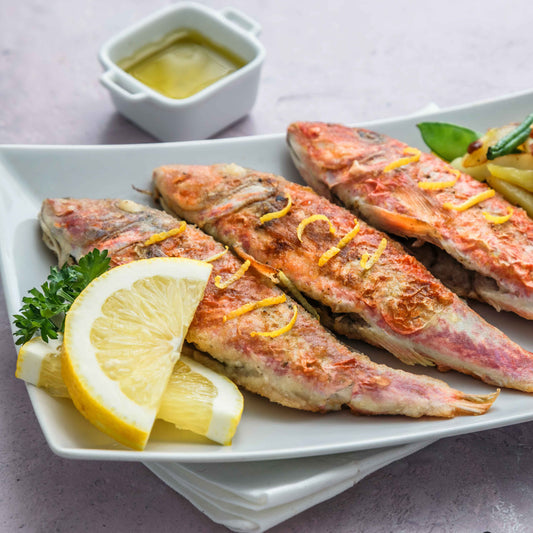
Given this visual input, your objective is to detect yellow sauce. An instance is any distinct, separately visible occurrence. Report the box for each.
[118,29,246,99]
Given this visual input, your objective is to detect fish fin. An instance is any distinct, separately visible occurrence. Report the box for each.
[453,389,500,415]
[389,348,436,368]
[361,203,439,240]
[232,244,280,282]
[362,327,436,367]
[233,245,322,320]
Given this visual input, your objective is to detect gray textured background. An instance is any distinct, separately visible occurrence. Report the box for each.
[1,1,533,531]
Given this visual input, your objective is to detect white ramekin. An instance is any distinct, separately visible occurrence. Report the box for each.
[98,2,266,141]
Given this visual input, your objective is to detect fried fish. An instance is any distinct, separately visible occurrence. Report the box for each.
[153,163,533,392]
[38,198,495,417]
[287,121,533,320]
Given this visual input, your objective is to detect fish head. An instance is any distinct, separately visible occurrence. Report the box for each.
[288,123,442,241]
[39,198,151,264]
[287,122,389,167]
[153,164,277,228]
[287,122,390,198]
[153,164,222,219]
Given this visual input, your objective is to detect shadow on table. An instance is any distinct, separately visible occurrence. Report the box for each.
[97,111,260,146]
[96,113,157,145]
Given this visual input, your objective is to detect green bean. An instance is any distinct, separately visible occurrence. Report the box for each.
[417,122,480,162]
[486,112,533,160]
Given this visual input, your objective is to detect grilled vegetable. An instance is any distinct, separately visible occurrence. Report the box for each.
[487,112,533,160]
[487,175,533,218]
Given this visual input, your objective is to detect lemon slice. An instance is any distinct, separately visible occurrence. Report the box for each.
[62,257,212,450]
[16,336,243,445]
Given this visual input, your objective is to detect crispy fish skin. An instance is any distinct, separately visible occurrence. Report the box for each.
[38,198,497,417]
[286,121,533,320]
[153,163,533,392]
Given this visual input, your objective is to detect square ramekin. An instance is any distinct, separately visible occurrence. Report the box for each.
[98,2,266,141]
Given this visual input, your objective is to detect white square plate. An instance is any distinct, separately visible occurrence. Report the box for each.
[1,90,532,463]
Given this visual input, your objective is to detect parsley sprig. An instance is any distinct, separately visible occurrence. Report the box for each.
[13,249,110,345]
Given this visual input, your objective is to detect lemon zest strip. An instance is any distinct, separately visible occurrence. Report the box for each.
[449,167,462,178]
[443,189,496,211]
[204,246,229,263]
[223,294,287,322]
[383,147,421,172]
[143,222,186,246]
[336,219,361,249]
[250,304,298,338]
[417,176,458,190]
[482,206,514,224]
[260,193,292,224]
[318,247,340,266]
[360,238,388,271]
[215,260,251,290]
[318,219,360,266]
[418,166,461,190]
[297,214,336,241]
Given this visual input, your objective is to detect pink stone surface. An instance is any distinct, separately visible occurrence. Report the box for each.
[1,1,533,531]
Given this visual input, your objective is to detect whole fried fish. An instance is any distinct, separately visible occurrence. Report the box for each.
[287,121,533,320]
[38,198,496,418]
[153,163,533,392]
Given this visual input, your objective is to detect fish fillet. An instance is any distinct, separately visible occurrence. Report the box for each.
[38,198,496,417]
[153,163,533,392]
[286,121,533,320]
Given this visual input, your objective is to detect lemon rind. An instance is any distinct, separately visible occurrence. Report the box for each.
[16,336,63,385]
[17,338,243,447]
[183,357,244,445]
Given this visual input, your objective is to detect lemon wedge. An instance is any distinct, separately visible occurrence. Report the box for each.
[61,257,212,450]
[16,335,69,397]
[158,355,243,445]
[16,336,243,445]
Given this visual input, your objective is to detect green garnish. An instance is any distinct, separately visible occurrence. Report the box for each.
[417,122,481,162]
[486,112,533,160]
[13,249,110,345]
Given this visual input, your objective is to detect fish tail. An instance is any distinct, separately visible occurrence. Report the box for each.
[451,389,500,416]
